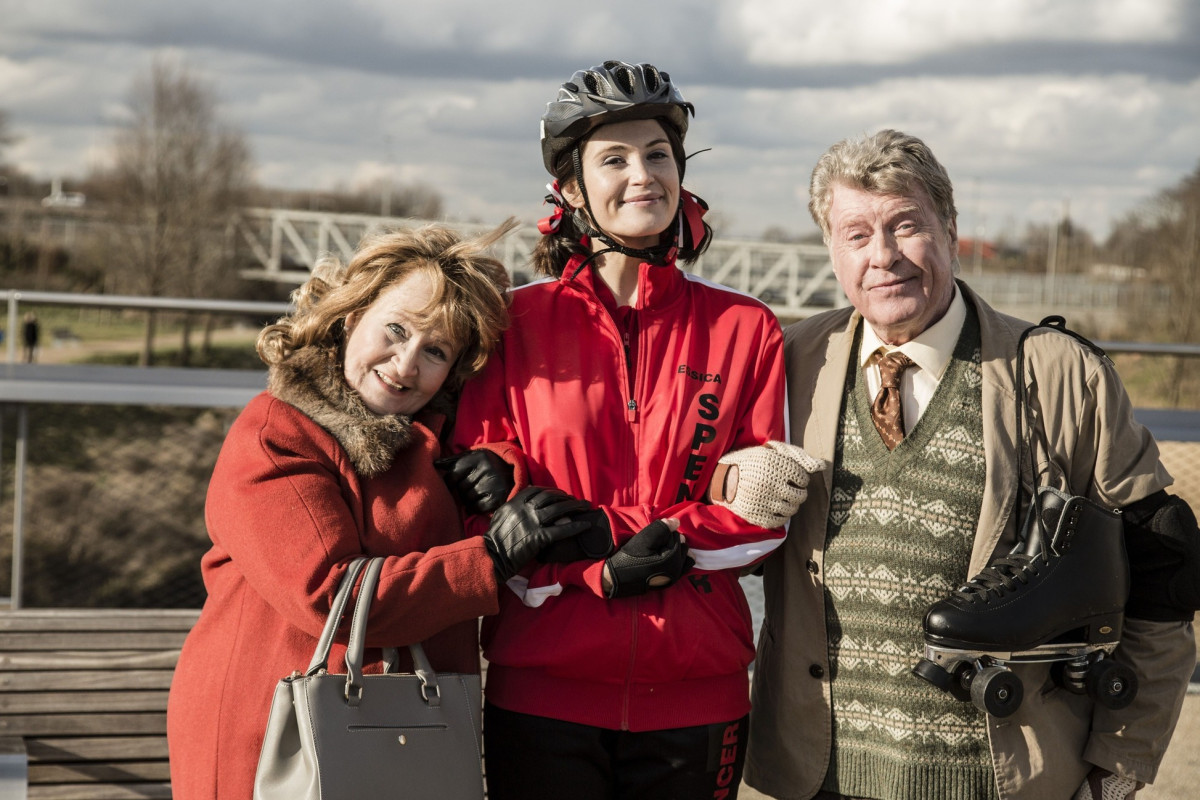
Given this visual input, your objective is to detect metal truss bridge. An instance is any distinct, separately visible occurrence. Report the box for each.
[231,208,1146,326]
[232,208,844,318]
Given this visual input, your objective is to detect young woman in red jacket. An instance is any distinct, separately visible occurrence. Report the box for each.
[446,61,818,800]
[166,222,592,800]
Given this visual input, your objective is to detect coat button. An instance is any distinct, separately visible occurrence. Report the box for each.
[809,664,824,679]
[806,559,819,575]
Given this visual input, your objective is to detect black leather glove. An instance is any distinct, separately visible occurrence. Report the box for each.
[485,487,592,582]
[435,450,515,514]
[604,520,693,599]
[538,508,615,563]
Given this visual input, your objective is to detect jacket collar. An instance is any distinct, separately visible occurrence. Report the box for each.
[561,252,684,311]
[267,345,448,477]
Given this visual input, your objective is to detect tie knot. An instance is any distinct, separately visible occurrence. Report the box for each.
[874,350,914,387]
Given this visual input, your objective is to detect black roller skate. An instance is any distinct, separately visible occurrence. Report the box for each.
[912,487,1137,718]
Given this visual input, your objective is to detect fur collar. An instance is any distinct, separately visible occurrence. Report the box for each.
[267,345,422,477]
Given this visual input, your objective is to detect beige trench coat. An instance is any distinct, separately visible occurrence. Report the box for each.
[745,282,1195,800]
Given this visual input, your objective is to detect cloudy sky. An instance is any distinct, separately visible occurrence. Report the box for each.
[1,0,1197,242]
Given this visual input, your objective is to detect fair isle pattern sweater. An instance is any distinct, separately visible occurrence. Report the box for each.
[822,310,998,800]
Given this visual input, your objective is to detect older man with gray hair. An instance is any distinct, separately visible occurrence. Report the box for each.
[733,129,1197,800]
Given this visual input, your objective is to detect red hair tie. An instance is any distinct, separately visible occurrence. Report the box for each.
[537,180,568,235]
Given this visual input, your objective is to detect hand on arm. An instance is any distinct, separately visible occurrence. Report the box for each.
[435,449,515,514]
[537,507,615,563]
[483,487,593,582]
[601,518,692,598]
[708,440,826,529]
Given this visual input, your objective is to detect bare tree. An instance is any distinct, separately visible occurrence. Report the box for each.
[1106,163,1200,405]
[0,110,15,154]
[0,110,17,197]
[98,57,252,365]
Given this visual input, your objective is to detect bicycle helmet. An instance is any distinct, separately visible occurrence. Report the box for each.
[540,60,694,174]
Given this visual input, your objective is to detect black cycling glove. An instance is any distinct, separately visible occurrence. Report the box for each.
[604,520,693,599]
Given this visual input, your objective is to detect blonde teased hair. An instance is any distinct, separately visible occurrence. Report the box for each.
[257,219,515,391]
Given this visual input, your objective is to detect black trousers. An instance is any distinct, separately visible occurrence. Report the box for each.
[484,702,748,800]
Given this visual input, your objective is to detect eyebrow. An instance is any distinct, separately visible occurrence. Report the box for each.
[837,202,925,229]
[593,137,671,156]
[888,202,923,218]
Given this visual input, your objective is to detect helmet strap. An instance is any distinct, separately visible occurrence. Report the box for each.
[567,144,679,271]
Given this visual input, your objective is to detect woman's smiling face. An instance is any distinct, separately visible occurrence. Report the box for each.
[342,269,459,416]
[565,118,680,250]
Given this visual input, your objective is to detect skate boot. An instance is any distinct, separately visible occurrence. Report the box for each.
[912,487,1137,718]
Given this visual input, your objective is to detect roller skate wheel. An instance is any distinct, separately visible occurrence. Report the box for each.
[948,661,976,703]
[970,666,1024,718]
[912,658,952,691]
[1086,659,1138,710]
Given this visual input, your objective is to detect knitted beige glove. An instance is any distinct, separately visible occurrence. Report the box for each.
[1072,767,1141,800]
[709,441,826,528]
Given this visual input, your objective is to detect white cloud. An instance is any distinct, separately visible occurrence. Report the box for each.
[1,0,1196,243]
[736,0,1185,66]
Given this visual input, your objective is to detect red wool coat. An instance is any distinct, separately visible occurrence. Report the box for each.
[167,349,499,800]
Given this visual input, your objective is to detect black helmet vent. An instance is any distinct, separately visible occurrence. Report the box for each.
[612,65,636,95]
[642,65,661,93]
[582,71,607,97]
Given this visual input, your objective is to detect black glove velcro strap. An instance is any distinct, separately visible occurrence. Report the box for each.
[605,521,692,599]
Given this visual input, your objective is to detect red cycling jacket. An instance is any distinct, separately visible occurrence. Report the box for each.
[451,253,787,732]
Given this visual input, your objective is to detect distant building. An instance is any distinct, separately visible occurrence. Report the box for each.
[957,237,997,261]
[41,177,86,208]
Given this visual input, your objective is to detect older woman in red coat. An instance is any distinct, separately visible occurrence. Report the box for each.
[167,221,590,800]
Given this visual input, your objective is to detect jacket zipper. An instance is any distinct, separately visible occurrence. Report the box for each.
[620,286,646,731]
[623,329,638,422]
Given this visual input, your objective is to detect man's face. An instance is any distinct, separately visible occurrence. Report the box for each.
[826,182,957,345]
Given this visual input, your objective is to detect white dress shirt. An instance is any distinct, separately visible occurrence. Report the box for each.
[858,286,968,435]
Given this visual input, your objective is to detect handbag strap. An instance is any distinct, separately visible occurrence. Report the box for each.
[305,557,370,676]
[343,557,442,707]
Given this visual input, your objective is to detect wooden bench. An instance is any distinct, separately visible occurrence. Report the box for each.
[0,609,199,800]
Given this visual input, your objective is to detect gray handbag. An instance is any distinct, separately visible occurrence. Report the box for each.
[253,557,485,800]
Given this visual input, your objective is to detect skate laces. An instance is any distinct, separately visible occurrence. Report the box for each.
[955,554,1042,602]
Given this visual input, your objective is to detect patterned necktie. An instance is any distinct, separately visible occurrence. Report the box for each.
[871,350,915,450]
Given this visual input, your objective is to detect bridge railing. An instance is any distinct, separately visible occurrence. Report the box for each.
[3,201,1171,323]
[230,208,1173,324]
[2,288,1199,612]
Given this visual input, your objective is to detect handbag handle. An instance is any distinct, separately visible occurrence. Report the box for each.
[343,557,442,708]
[304,557,370,676]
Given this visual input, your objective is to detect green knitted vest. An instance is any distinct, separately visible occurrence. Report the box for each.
[822,308,997,800]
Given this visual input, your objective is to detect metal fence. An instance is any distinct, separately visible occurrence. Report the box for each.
[2,289,1199,610]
